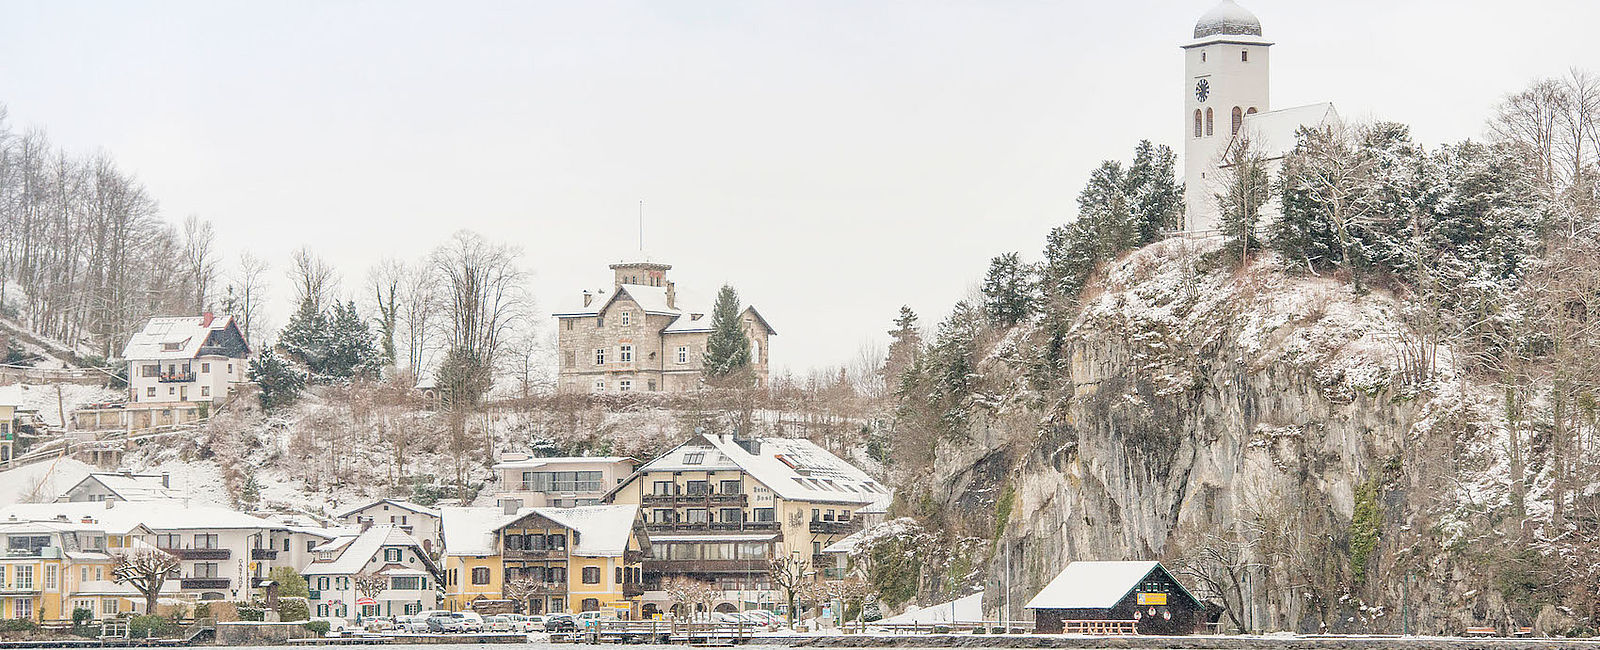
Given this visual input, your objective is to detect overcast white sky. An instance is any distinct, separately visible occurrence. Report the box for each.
[3,0,1598,376]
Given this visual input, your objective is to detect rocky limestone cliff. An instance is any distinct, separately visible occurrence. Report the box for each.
[913,239,1543,634]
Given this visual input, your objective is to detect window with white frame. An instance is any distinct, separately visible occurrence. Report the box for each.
[201,386,211,397]
[620,311,631,326]
[15,598,31,619]
[15,565,33,589]
[594,380,605,392]
[676,346,688,364]
[45,564,57,590]
[102,599,117,615]
[619,379,632,392]
[594,348,605,365]
[619,345,633,363]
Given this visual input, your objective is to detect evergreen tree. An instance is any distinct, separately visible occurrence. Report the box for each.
[278,296,330,371]
[1216,137,1272,265]
[882,307,922,389]
[1078,161,1137,259]
[324,300,381,380]
[1126,140,1184,245]
[249,349,305,411]
[437,345,492,410]
[703,285,751,379]
[981,252,1036,326]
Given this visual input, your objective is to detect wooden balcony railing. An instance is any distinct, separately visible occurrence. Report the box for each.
[162,547,231,560]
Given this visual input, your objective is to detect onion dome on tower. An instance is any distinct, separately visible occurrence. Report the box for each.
[1193,0,1263,38]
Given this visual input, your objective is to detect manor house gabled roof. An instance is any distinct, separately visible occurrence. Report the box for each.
[553,284,776,336]
[441,504,641,558]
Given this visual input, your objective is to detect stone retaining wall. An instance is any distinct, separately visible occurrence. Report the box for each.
[788,634,1600,649]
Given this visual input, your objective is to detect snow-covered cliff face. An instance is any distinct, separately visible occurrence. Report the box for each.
[922,239,1527,634]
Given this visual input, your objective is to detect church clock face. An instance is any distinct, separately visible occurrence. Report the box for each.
[1194,79,1210,102]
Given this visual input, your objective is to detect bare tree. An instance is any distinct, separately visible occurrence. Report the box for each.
[768,555,812,626]
[368,258,406,367]
[112,546,180,615]
[353,572,388,601]
[289,247,338,313]
[431,230,527,409]
[180,215,217,313]
[662,576,717,618]
[233,252,270,345]
[399,260,438,374]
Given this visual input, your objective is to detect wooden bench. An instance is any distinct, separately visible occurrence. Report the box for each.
[1061,619,1138,635]
[1464,627,1497,637]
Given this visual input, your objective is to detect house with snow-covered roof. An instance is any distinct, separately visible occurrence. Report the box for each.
[302,524,439,621]
[604,432,889,614]
[440,503,647,617]
[83,313,251,432]
[553,258,775,394]
[0,501,300,603]
[334,499,442,553]
[1024,561,1204,635]
[56,471,180,503]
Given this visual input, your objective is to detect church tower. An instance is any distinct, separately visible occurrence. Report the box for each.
[1182,0,1271,234]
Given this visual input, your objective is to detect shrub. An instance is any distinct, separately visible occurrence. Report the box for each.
[193,603,211,620]
[236,606,265,622]
[0,618,40,633]
[278,599,310,622]
[129,615,172,638]
[72,607,93,627]
[303,621,331,636]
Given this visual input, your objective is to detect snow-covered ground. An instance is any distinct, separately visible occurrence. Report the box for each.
[0,383,122,427]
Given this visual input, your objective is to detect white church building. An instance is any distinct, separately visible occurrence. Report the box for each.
[1182,0,1339,235]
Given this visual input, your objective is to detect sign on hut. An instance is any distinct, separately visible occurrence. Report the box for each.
[1023,561,1203,635]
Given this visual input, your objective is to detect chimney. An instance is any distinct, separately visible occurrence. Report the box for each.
[502,498,523,515]
[666,281,677,309]
[160,472,170,488]
[361,519,372,532]
[201,312,215,328]
[582,290,593,307]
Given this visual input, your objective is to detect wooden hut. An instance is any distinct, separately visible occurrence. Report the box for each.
[1024,561,1203,635]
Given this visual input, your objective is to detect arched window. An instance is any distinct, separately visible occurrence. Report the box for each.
[1231,107,1243,135]
[1194,110,1203,138]
[1201,52,1207,63]
[1241,49,1249,62]
[1247,107,1258,115]
[1205,108,1213,136]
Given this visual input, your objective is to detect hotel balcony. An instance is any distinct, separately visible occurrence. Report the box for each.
[808,519,861,535]
[163,547,231,560]
[505,548,568,560]
[250,548,278,561]
[641,493,748,507]
[157,372,197,383]
[179,578,231,590]
[642,558,769,574]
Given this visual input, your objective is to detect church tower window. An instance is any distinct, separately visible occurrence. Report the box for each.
[1241,49,1249,62]
[1205,108,1213,136]
[1194,110,1203,138]
[1201,52,1206,62]
[1231,107,1243,135]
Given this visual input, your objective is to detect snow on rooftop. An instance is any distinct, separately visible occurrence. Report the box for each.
[1024,561,1162,610]
[70,473,181,502]
[335,498,441,520]
[120,314,245,361]
[877,592,984,624]
[633,435,886,505]
[442,504,640,558]
[303,524,429,576]
[490,456,634,471]
[1226,102,1340,162]
[0,501,279,533]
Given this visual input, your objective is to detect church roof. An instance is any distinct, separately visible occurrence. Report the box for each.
[1194,0,1261,39]
[1223,102,1341,163]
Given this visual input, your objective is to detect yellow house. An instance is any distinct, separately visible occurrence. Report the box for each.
[604,433,888,615]
[441,504,647,617]
[0,519,145,621]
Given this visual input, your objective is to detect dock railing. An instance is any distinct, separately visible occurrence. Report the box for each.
[867,620,1035,635]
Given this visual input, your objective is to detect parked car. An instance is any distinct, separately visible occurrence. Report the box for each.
[454,611,486,633]
[394,615,428,633]
[363,616,395,632]
[544,613,577,632]
[425,611,465,632]
[509,614,544,632]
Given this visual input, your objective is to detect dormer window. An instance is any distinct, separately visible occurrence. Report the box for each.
[162,342,182,351]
